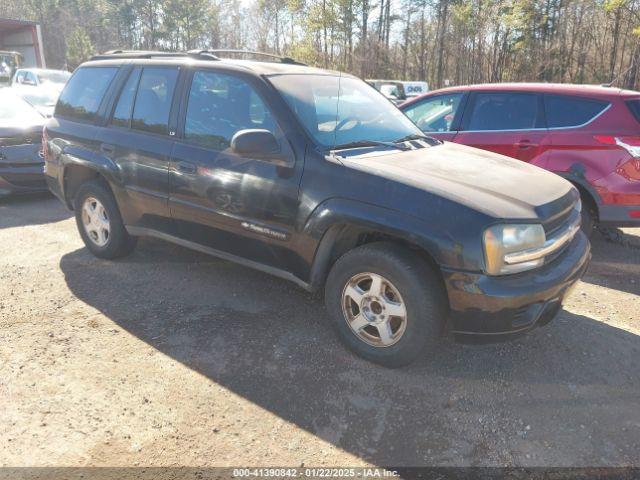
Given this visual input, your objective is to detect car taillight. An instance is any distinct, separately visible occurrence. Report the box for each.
[594,135,640,158]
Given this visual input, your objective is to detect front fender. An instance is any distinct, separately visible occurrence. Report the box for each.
[303,197,483,290]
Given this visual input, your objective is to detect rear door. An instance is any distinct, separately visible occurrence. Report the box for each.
[543,93,614,181]
[94,65,181,231]
[402,91,466,142]
[455,91,549,166]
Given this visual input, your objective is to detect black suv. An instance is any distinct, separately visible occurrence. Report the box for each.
[44,50,591,367]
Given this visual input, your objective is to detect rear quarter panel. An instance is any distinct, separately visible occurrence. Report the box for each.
[546,95,640,205]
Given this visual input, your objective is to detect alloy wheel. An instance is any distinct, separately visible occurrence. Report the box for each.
[341,272,407,347]
[81,196,111,247]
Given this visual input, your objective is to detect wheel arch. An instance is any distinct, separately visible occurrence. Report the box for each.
[555,171,601,219]
[62,159,118,210]
[304,199,447,292]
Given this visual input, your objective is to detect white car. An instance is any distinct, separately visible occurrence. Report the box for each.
[11,69,71,117]
[12,68,71,90]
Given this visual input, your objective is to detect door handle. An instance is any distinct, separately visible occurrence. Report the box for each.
[177,161,196,174]
[515,140,537,150]
[100,143,115,155]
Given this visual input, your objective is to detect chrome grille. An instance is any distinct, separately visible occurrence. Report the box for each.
[504,206,581,266]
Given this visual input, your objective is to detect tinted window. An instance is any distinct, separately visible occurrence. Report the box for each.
[131,68,179,135]
[545,95,609,128]
[184,71,278,150]
[55,67,117,122]
[404,93,463,132]
[626,99,640,123]
[466,92,539,131]
[111,68,141,128]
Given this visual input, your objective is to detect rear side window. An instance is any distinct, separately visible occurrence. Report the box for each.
[56,67,118,122]
[131,67,179,135]
[544,95,609,128]
[466,92,540,131]
[625,99,640,123]
[111,68,141,128]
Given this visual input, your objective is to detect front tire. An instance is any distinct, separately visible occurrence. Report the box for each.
[324,242,447,367]
[74,179,137,259]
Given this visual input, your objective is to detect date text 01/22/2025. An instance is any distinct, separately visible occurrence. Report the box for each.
[232,467,400,478]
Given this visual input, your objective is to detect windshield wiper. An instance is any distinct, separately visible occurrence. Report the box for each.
[394,133,442,146]
[332,139,411,151]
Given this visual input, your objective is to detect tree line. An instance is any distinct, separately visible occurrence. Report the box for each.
[2,0,640,90]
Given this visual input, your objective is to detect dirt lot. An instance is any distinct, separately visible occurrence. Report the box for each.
[1,194,639,468]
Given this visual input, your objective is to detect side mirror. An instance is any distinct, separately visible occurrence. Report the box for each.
[231,129,284,162]
[23,78,36,86]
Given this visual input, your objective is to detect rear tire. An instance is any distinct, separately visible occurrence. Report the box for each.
[580,200,596,238]
[324,242,447,367]
[74,180,137,259]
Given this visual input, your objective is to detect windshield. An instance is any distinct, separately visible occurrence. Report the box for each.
[269,74,421,148]
[37,70,72,85]
[0,90,43,126]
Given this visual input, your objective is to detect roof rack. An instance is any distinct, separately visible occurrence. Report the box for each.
[188,49,306,65]
[91,49,305,66]
[90,50,194,61]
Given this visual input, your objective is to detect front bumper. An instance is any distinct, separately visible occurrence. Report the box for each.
[441,231,591,340]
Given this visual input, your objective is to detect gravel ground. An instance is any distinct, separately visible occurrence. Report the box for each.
[1,194,639,468]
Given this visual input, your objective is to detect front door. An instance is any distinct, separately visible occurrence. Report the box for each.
[169,69,302,270]
[454,91,549,166]
[402,91,466,142]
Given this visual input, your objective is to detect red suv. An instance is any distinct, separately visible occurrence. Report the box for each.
[400,83,640,233]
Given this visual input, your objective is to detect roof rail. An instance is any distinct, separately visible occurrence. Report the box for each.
[91,49,304,65]
[90,50,196,61]
[189,49,306,66]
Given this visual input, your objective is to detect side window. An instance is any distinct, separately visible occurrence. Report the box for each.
[545,95,609,128]
[466,92,540,131]
[404,93,463,132]
[15,71,25,83]
[55,67,118,122]
[184,71,278,150]
[26,72,37,84]
[111,68,141,128]
[131,67,179,135]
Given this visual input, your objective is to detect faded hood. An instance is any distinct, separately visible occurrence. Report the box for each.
[336,141,575,220]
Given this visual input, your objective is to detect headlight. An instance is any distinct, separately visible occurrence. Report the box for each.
[483,224,546,275]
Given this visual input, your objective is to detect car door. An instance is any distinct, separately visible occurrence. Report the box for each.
[94,65,181,231]
[453,91,549,166]
[402,91,466,142]
[169,68,302,270]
